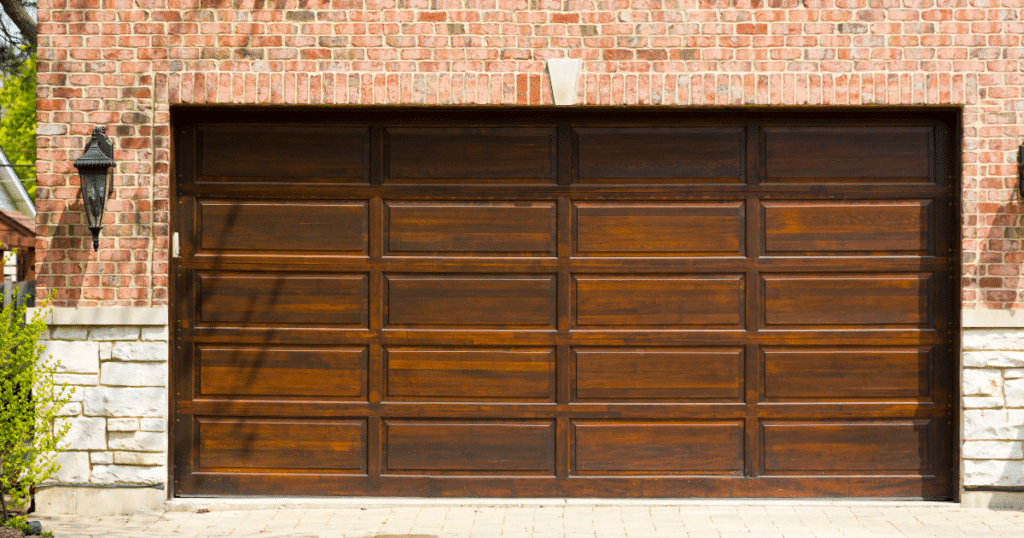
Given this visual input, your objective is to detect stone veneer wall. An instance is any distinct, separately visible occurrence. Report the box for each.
[961,312,1024,509]
[34,307,168,515]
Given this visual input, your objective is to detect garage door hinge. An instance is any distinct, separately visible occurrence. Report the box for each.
[172,232,180,258]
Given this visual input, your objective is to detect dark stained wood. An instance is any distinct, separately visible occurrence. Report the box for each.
[763,348,932,401]
[762,421,933,473]
[763,127,932,181]
[385,421,555,473]
[574,275,744,327]
[386,201,556,255]
[385,348,555,400]
[199,126,368,181]
[386,274,556,328]
[573,348,743,400]
[198,346,367,399]
[200,201,368,253]
[173,108,957,499]
[197,418,366,471]
[198,273,368,326]
[384,127,556,182]
[573,421,744,473]
[574,202,744,255]
[762,201,932,254]
[574,127,744,182]
[763,274,932,327]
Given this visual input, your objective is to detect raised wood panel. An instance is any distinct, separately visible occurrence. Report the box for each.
[199,126,368,181]
[197,418,366,471]
[574,202,744,256]
[198,346,367,399]
[386,201,556,255]
[198,273,368,326]
[762,421,933,473]
[199,201,368,253]
[762,274,931,327]
[574,422,744,474]
[386,275,556,328]
[386,348,555,400]
[384,127,556,182]
[763,348,932,401]
[763,127,932,181]
[763,201,932,254]
[385,421,555,472]
[573,348,743,400]
[574,275,744,328]
[574,127,743,182]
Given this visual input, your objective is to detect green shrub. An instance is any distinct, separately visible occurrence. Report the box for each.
[0,290,72,525]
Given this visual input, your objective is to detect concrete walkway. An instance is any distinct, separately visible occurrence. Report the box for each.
[32,501,1024,538]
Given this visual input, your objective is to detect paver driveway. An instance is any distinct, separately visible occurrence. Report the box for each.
[33,501,1024,537]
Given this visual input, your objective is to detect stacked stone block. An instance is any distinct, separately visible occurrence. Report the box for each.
[43,322,168,488]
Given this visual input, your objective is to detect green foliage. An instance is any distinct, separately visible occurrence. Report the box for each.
[0,291,71,524]
[0,53,35,199]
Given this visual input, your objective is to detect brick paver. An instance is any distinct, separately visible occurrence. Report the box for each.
[32,502,1024,538]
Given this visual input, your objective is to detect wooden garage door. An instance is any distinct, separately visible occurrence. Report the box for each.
[171,108,957,498]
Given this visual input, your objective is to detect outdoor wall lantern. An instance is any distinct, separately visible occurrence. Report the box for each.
[73,126,115,251]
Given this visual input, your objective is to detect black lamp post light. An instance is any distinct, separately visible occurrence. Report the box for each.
[73,126,115,251]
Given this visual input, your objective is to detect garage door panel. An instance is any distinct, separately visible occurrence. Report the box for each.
[763,347,933,402]
[197,418,366,472]
[385,348,555,401]
[384,421,555,473]
[763,127,932,182]
[574,275,745,328]
[574,202,744,256]
[573,348,743,401]
[762,201,933,255]
[762,420,935,475]
[197,345,368,399]
[573,421,744,474]
[199,126,369,181]
[384,127,556,183]
[175,110,955,499]
[386,274,556,328]
[198,273,369,326]
[199,200,368,254]
[574,127,744,183]
[385,201,556,255]
[762,274,932,328]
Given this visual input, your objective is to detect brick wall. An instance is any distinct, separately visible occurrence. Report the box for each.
[33,0,1024,504]
[34,0,1024,309]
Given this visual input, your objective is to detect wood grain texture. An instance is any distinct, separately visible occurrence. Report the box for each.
[384,127,556,182]
[573,348,743,400]
[200,126,368,181]
[574,421,744,473]
[200,201,368,253]
[197,418,366,471]
[385,421,555,472]
[174,108,957,499]
[574,202,744,255]
[386,348,555,400]
[762,274,931,327]
[763,348,932,401]
[763,127,932,181]
[574,275,744,327]
[198,273,368,326]
[386,274,556,327]
[386,201,556,255]
[762,421,933,473]
[762,201,932,254]
[574,127,743,182]
[198,346,367,399]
